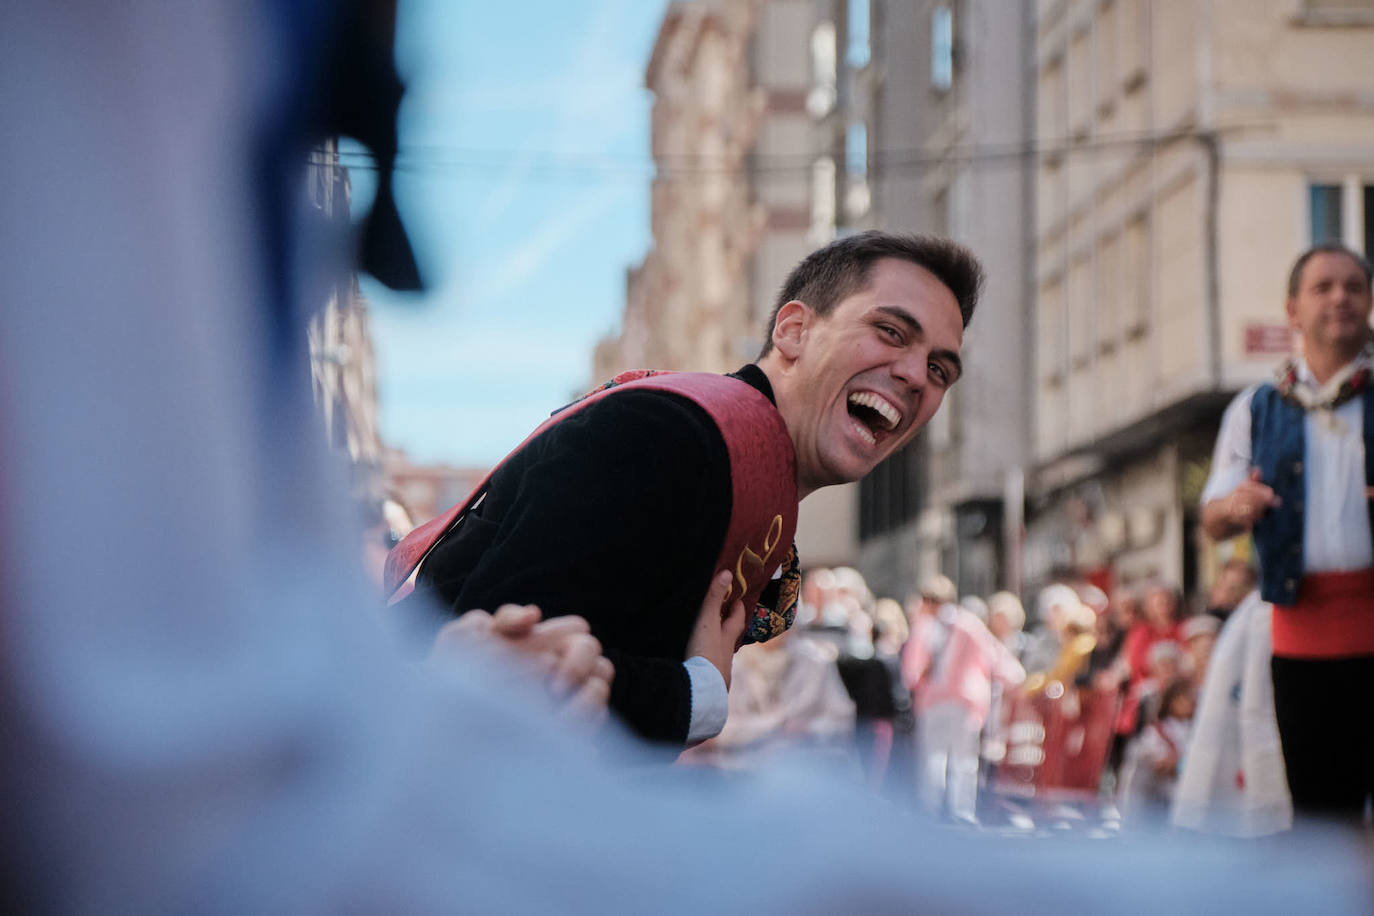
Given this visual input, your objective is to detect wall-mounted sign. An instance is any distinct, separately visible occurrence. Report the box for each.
[1244,323,1293,356]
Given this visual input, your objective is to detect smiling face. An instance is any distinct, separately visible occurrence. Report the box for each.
[1142,585,1177,630]
[1286,251,1373,358]
[761,257,964,497]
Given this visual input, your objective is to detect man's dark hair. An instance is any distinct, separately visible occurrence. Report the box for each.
[757,230,984,359]
[1286,242,1373,298]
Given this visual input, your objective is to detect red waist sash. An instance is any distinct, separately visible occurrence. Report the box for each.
[1272,568,1374,659]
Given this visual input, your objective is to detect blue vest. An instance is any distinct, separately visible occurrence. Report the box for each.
[1248,384,1374,605]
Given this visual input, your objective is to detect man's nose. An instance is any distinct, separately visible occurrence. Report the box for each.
[892,349,925,390]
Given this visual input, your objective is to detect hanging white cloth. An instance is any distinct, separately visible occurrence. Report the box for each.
[1171,591,1292,837]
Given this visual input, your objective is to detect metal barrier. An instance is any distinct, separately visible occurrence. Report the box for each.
[992,684,1121,800]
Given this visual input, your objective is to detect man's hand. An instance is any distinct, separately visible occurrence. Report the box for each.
[1202,468,1280,541]
[432,605,614,726]
[685,570,747,690]
[1227,468,1281,528]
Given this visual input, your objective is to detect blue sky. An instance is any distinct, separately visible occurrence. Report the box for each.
[355,0,670,467]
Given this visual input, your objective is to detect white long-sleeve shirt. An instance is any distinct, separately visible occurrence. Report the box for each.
[1200,362,1373,573]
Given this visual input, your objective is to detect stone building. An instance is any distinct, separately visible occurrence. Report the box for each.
[598,0,863,568]
[306,139,384,482]
[595,0,760,378]
[855,0,1036,601]
[1027,0,1374,596]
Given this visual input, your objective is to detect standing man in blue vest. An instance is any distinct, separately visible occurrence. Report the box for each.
[1200,243,1374,825]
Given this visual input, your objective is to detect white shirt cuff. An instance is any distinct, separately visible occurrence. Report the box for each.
[683,656,728,744]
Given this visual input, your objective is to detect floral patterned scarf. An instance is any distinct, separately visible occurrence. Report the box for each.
[1273,340,1374,420]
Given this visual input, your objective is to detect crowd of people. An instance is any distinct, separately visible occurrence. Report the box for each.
[664,558,1270,835]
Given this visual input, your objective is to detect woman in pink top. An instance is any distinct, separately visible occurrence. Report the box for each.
[916,599,1026,822]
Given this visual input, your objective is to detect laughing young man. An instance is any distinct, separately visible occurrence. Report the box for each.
[390,231,982,746]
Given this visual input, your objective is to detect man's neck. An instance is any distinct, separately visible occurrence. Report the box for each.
[755,355,785,415]
[756,354,814,499]
[1303,343,1364,386]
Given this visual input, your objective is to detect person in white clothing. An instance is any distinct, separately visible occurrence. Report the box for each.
[1172,593,1292,838]
[1119,679,1196,828]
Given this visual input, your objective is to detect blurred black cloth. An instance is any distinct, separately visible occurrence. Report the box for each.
[1270,655,1374,823]
[836,654,899,721]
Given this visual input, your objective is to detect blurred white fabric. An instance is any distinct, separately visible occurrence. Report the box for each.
[701,634,856,768]
[1172,591,1292,837]
[0,5,1368,913]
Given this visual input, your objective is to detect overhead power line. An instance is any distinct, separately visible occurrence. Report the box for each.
[332,124,1254,181]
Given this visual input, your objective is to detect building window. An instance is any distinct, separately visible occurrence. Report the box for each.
[932,5,954,91]
[1300,0,1374,24]
[808,21,838,118]
[810,156,837,243]
[1310,183,1342,244]
[844,123,870,220]
[1308,178,1374,260]
[1367,184,1374,257]
[845,122,867,178]
[847,0,871,69]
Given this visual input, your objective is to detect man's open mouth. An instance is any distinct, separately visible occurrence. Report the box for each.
[847,391,902,446]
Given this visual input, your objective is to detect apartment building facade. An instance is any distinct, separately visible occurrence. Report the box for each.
[846,0,1035,601]
[307,139,384,478]
[597,0,868,567]
[1028,0,1374,596]
[595,0,760,378]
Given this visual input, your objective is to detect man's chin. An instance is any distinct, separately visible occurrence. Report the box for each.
[819,438,899,486]
[836,452,888,484]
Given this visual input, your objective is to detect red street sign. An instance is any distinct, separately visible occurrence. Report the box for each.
[1244,324,1292,355]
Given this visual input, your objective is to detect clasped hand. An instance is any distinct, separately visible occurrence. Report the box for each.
[431,605,614,728]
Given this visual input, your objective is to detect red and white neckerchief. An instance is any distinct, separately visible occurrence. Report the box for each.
[1273,339,1374,433]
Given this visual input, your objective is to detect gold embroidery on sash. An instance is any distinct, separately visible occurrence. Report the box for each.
[728,514,784,603]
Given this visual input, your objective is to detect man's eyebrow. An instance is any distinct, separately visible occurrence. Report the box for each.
[876,305,922,334]
[876,305,963,381]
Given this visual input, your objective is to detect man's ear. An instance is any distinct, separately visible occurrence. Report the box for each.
[1284,296,1299,329]
[771,300,810,360]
